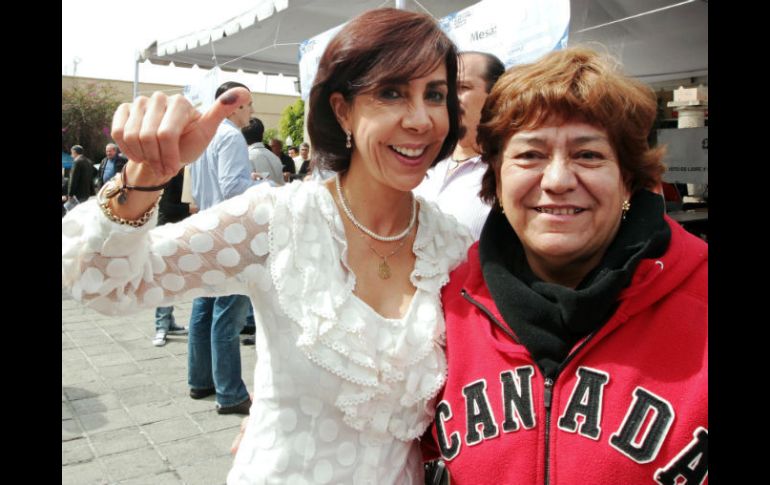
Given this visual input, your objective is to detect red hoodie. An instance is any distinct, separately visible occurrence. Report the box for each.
[425,218,708,484]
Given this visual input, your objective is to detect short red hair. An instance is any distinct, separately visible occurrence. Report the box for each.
[478,47,666,206]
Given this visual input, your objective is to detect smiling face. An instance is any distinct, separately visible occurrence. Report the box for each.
[497,119,630,286]
[330,63,450,192]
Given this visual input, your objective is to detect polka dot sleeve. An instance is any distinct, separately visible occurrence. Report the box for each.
[62,184,276,315]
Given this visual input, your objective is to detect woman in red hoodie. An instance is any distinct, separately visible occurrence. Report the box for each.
[424,47,707,485]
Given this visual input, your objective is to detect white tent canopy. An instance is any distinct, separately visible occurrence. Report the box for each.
[138,0,707,85]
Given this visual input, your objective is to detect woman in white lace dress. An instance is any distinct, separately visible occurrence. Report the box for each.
[62,8,472,484]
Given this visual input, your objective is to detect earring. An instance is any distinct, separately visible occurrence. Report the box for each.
[345,131,352,149]
[499,201,505,214]
[622,200,631,220]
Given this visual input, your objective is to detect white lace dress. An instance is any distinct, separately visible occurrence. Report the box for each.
[61,180,472,484]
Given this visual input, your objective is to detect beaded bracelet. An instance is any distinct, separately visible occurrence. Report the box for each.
[99,190,163,228]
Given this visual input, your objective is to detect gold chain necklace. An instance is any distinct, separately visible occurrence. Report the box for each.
[357,229,410,279]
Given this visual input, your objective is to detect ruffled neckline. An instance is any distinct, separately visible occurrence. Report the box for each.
[265,181,471,442]
[317,181,464,296]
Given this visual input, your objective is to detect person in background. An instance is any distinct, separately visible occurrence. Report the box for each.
[62,166,68,217]
[296,142,312,177]
[96,143,128,190]
[270,138,296,181]
[241,116,284,346]
[151,168,196,347]
[423,47,708,485]
[182,80,262,415]
[63,145,94,206]
[288,145,301,167]
[414,51,505,240]
[63,8,469,483]
[242,117,284,187]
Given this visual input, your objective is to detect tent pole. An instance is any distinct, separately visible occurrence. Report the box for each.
[132,52,140,100]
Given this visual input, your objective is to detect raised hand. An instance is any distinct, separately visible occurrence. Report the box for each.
[111,88,252,180]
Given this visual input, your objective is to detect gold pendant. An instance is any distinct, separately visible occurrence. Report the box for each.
[378,260,391,279]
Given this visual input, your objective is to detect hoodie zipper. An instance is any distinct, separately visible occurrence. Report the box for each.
[543,377,554,485]
[542,328,608,485]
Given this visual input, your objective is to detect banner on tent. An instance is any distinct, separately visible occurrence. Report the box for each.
[183,66,221,113]
[297,0,570,100]
[298,25,344,101]
[439,0,569,67]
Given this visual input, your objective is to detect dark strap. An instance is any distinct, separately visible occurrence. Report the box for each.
[120,163,172,192]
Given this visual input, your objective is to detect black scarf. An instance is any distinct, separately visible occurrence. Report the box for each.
[478,190,671,378]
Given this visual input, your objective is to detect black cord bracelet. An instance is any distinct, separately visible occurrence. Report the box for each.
[120,163,173,191]
[116,163,172,204]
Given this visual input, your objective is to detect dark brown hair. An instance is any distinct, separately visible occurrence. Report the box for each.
[241,117,265,145]
[215,81,249,99]
[307,8,460,172]
[478,47,666,207]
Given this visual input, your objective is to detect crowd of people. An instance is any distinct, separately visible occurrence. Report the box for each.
[62,7,707,485]
[64,138,325,211]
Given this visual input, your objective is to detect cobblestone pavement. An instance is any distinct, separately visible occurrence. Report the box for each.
[62,291,257,485]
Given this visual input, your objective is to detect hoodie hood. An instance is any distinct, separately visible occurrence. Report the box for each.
[616,214,707,318]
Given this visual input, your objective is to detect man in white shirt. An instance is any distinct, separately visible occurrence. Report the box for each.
[413,52,505,240]
[242,117,285,186]
[289,146,302,168]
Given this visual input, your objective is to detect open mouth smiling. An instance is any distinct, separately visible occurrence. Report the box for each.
[390,145,426,159]
[534,207,586,215]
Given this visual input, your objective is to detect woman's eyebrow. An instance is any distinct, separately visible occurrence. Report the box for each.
[510,134,548,147]
[426,80,449,89]
[571,135,609,145]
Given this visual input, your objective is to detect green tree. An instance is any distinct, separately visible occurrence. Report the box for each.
[62,82,122,162]
[278,99,305,147]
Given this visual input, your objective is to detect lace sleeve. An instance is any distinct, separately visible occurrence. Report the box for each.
[62,184,276,315]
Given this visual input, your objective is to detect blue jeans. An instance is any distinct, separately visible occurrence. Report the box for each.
[245,305,256,330]
[155,306,175,332]
[188,295,250,407]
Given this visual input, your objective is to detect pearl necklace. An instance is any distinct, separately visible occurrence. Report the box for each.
[335,173,416,242]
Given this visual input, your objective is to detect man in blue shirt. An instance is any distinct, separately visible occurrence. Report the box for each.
[96,143,128,190]
[188,81,261,416]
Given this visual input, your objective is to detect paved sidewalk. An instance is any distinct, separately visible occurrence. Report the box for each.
[62,289,256,485]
